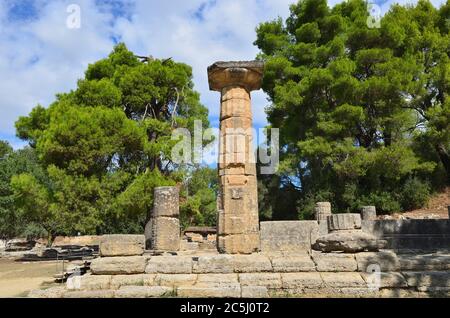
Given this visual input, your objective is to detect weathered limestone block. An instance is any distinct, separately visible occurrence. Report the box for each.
[361,206,377,221]
[177,284,241,298]
[398,254,450,271]
[360,272,408,288]
[63,290,115,298]
[209,61,263,255]
[260,221,319,252]
[197,274,239,286]
[110,274,146,289]
[217,233,260,255]
[90,256,146,275]
[150,217,180,251]
[379,289,419,298]
[155,274,198,287]
[193,255,234,273]
[312,252,357,272]
[198,241,216,251]
[281,273,324,289]
[147,186,180,252]
[146,256,192,274]
[79,274,111,290]
[142,274,157,286]
[180,240,199,251]
[313,230,386,253]
[403,272,450,287]
[232,255,272,272]
[241,286,269,298]
[115,286,173,298]
[52,235,100,247]
[327,214,362,231]
[153,187,179,217]
[355,251,400,272]
[218,214,254,235]
[270,255,316,272]
[331,287,378,297]
[28,286,66,298]
[321,272,366,288]
[99,234,145,257]
[239,273,282,289]
[315,202,331,223]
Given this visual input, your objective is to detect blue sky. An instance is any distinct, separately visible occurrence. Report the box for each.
[0,0,446,150]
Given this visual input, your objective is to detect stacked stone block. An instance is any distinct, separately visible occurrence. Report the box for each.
[314,202,331,223]
[208,61,264,254]
[147,186,180,251]
[32,251,450,298]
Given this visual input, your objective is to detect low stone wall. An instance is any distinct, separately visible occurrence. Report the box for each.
[30,251,450,298]
[363,220,450,250]
[52,236,101,247]
[260,221,326,252]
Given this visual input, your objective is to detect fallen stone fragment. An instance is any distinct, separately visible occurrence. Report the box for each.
[313,230,386,253]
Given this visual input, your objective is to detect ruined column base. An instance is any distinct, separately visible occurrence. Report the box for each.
[217,233,260,254]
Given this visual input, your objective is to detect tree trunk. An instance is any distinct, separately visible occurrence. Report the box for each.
[435,143,450,184]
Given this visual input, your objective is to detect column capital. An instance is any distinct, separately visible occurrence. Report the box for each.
[207,61,264,92]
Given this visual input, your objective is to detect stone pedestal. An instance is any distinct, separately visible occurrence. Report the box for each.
[146,186,180,251]
[361,206,377,221]
[208,61,263,254]
[313,213,385,253]
[328,214,362,231]
[315,202,331,223]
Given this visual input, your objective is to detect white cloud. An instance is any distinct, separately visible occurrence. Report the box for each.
[0,0,447,150]
[0,0,117,142]
[114,0,294,127]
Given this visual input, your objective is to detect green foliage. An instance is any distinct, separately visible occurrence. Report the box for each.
[400,177,431,210]
[0,146,47,239]
[0,141,12,158]
[255,0,449,217]
[179,167,218,229]
[7,43,212,237]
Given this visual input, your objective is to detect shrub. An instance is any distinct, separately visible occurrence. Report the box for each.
[400,177,431,211]
[359,192,401,214]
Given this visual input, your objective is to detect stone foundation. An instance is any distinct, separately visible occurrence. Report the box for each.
[30,250,450,298]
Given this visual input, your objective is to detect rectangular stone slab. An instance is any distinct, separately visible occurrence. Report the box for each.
[90,256,147,275]
[260,221,319,252]
[99,234,145,257]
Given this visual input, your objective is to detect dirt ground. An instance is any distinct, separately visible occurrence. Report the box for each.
[0,258,62,298]
[385,187,450,220]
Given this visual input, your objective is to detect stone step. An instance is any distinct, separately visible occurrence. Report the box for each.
[381,235,450,250]
[398,254,450,271]
[30,271,450,298]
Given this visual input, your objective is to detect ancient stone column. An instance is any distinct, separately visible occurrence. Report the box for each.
[361,206,377,221]
[208,61,263,254]
[146,186,180,251]
[314,202,331,223]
